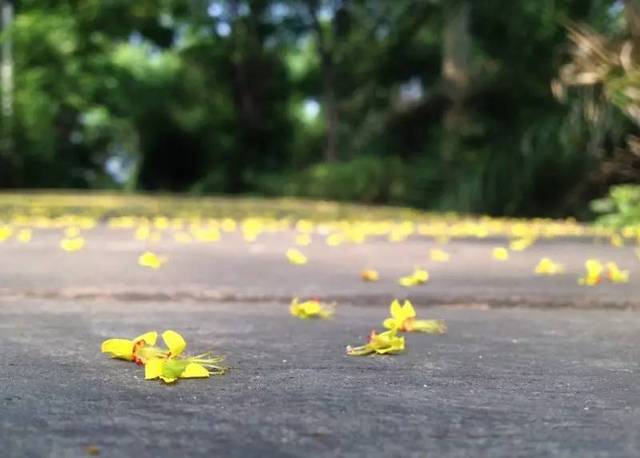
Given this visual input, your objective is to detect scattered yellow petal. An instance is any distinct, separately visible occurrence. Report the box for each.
[346,328,405,356]
[509,237,534,251]
[0,226,11,242]
[286,248,307,265]
[138,251,166,269]
[295,233,312,246]
[534,257,564,275]
[429,248,450,262]
[16,228,32,243]
[326,233,343,246]
[162,330,187,357]
[398,268,429,287]
[606,262,629,283]
[382,299,446,333]
[578,259,603,286]
[610,233,624,248]
[290,297,334,319]
[360,269,379,282]
[492,247,509,261]
[60,237,85,252]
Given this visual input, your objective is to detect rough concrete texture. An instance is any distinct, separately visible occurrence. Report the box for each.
[1,227,640,457]
[2,300,640,457]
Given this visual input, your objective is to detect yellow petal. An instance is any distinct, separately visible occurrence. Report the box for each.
[390,299,403,319]
[162,330,186,357]
[401,300,416,319]
[101,339,134,360]
[133,331,158,346]
[145,359,164,380]
[383,318,397,330]
[180,363,210,379]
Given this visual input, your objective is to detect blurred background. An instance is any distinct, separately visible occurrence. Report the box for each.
[1,0,640,219]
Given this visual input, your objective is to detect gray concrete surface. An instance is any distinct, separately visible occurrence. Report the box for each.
[0,226,639,307]
[2,300,640,457]
[2,227,640,457]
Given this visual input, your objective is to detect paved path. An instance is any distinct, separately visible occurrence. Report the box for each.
[2,226,640,457]
[0,226,638,307]
[2,300,640,457]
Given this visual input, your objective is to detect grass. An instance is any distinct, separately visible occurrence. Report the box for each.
[0,190,431,221]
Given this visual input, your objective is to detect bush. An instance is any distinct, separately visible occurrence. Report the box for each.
[591,185,640,227]
[253,157,408,204]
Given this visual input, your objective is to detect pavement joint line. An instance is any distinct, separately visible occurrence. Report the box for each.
[0,288,638,309]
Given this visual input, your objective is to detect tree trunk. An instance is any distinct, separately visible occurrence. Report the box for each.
[308,1,339,162]
[0,0,15,186]
[440,0,471,163]
[321,50,338,162]
[624,0,640,37]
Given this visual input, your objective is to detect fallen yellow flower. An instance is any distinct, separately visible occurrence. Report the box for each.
[578,259,603,286]
[290,297,334,319]
[60,237,85,252]
[138,251,166,269]
[326,233,343,246]
[382,299,446,334]
[286,248,307,265]
[606,262,629,283]
[101,331,165,365]
[492,247,509,261]
[534,257,564,275]
[0,226,12,242]
[144,330,226,383]
[610,233,624,248]
[17,228,32,243]
[509,237,534,251]
[398,268,429,287]
[346,328,405,356]
[360,269,379,282]
[429,248,450,262]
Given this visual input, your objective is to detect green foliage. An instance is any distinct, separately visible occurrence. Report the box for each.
[255,156,407,204]
[591,184,640,226]
[0,0,630,218]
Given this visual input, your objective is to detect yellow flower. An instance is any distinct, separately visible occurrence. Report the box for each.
[429,248,450,262]
[578,259,603,286]
[17,228,32,243]
[326,233,343,246]
[398,268,429,287]
[60,237,85,252]
[138,251,166,269]
[509,237,534,251]
[492,247,509,261]
[101,331,165,365]
[346,328,405,356]
[290,297,334,319]
[144,330,226,383]
[382,299,447,333]
[135,225,150,240]
[0,226,12,242]
[360,269,379,282]
[610,233,624,248]
[286,248,307,265]
[534,257,564,275]
[606,262,629,283]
